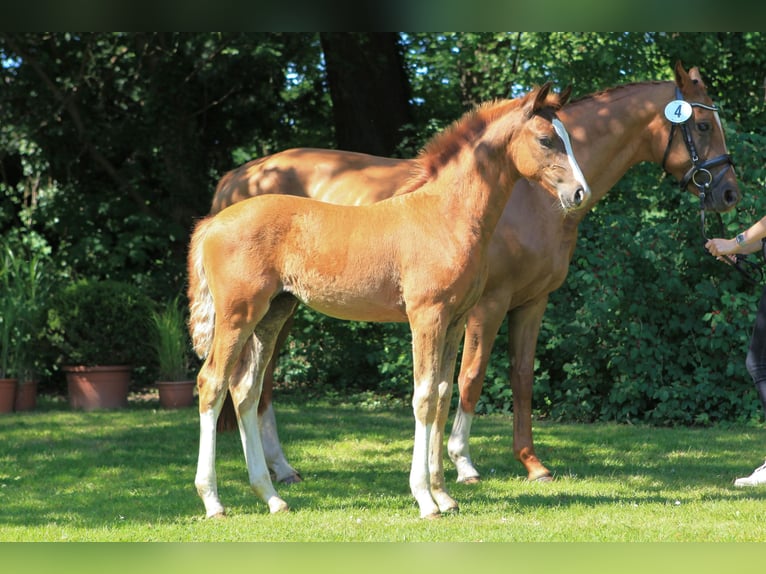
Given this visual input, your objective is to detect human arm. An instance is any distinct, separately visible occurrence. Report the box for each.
[705,214,766,258]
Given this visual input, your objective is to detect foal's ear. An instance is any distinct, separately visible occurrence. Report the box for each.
[530,81,553,115]
[559,85,573,107]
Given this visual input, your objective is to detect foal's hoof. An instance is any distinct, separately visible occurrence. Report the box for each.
[422,511,442,520]
[206,511,226,520]
[268,498,290,514]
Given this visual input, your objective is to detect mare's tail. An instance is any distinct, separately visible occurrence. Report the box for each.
[187,216,241,432]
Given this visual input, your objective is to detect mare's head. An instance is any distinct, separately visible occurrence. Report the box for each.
[660,61,740,212]
[510,83,591,211]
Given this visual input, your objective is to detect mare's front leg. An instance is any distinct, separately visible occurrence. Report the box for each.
[508,299,552,481]
[409,311,458,519]
[448,298,508,483]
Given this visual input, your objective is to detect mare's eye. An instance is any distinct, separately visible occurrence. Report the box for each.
[697,122,711,132]
[539,136,554,149]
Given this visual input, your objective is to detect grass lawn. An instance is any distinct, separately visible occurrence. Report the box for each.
[2,393,766,543]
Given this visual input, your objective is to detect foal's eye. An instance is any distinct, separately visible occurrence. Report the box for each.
[697,122,711,133]
[539,136,554,149]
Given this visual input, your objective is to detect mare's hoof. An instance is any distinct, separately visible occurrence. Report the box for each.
[279,473,303,485]
[458,475,481,485]
[206,511,226,520]
[529,472,553,483]
[422,511,442,520]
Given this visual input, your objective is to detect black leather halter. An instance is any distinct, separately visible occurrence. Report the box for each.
[661,88,763,284]
[661,87,735,196]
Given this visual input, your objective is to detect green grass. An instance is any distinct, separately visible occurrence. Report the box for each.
[2,394,766,542]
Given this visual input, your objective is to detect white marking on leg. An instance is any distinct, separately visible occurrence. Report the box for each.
[429,380,459,512]
[237,403,288,513]
[410,419,439,518]
[195,408,226,517]
[260,402,300,482]
[448,407,480,483]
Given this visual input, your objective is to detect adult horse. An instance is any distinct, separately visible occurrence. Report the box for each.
[209,62,740,485]
[188,84,589,519]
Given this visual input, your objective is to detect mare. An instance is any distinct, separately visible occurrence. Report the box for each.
[187,84,589,519]
[209,62,740,485]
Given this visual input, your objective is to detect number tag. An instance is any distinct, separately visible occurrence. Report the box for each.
[664,100,693,124]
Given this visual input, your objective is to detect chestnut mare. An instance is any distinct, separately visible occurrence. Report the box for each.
[188,84,589,518]
[209,63,740,487]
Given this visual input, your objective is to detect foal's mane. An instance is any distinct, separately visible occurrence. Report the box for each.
[397,87,562,196]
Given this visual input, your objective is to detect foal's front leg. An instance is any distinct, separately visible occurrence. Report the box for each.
[409,314,459,518]
[427,322,463,513]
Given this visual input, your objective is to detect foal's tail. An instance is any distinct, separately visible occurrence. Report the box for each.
[187,217,216,360]
[187,217,243,432]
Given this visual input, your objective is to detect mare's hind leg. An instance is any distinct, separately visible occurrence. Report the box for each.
[258,313,303,484]
[230,294,298,514]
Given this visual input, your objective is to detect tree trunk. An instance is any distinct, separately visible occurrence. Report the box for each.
[319,33,412,156]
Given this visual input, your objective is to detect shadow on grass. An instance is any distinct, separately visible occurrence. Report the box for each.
[1,395,765,529]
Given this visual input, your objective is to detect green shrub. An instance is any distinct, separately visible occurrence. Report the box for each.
[48,278,156,369]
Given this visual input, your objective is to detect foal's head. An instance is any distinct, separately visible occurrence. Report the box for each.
[509,83,590,211]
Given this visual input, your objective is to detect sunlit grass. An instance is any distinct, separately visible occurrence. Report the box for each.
[2,394,766,541]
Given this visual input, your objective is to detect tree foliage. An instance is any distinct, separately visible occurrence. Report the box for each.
[2,32,766,424]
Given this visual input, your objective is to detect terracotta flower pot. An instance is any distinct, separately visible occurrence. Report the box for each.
[14,379,38,411]
[157,380,196,409]
[0,378,17,414]
[64,365,132,411]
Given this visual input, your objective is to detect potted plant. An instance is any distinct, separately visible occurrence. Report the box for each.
[0,243,50,413]
[12,252,47,412]
[48,278,154,410]
[0,246,20,413]
[151,296,195,409]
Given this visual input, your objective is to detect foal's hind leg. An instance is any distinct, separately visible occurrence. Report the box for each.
[230,294,298,514]
[195,326,250,518]
[195,385,228,518]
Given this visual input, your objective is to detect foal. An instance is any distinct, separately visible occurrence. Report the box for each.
[188,83,589,518]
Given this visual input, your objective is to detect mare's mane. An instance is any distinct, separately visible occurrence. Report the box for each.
[568,80,668,105]
[396,87,563,196]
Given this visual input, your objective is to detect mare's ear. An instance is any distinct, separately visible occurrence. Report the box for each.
[688,66,705,88]
[529,81,553,116]
[674,60,689,89]
[559,85,573,107]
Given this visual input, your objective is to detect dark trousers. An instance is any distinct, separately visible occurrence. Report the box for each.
[745,284,766,417]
